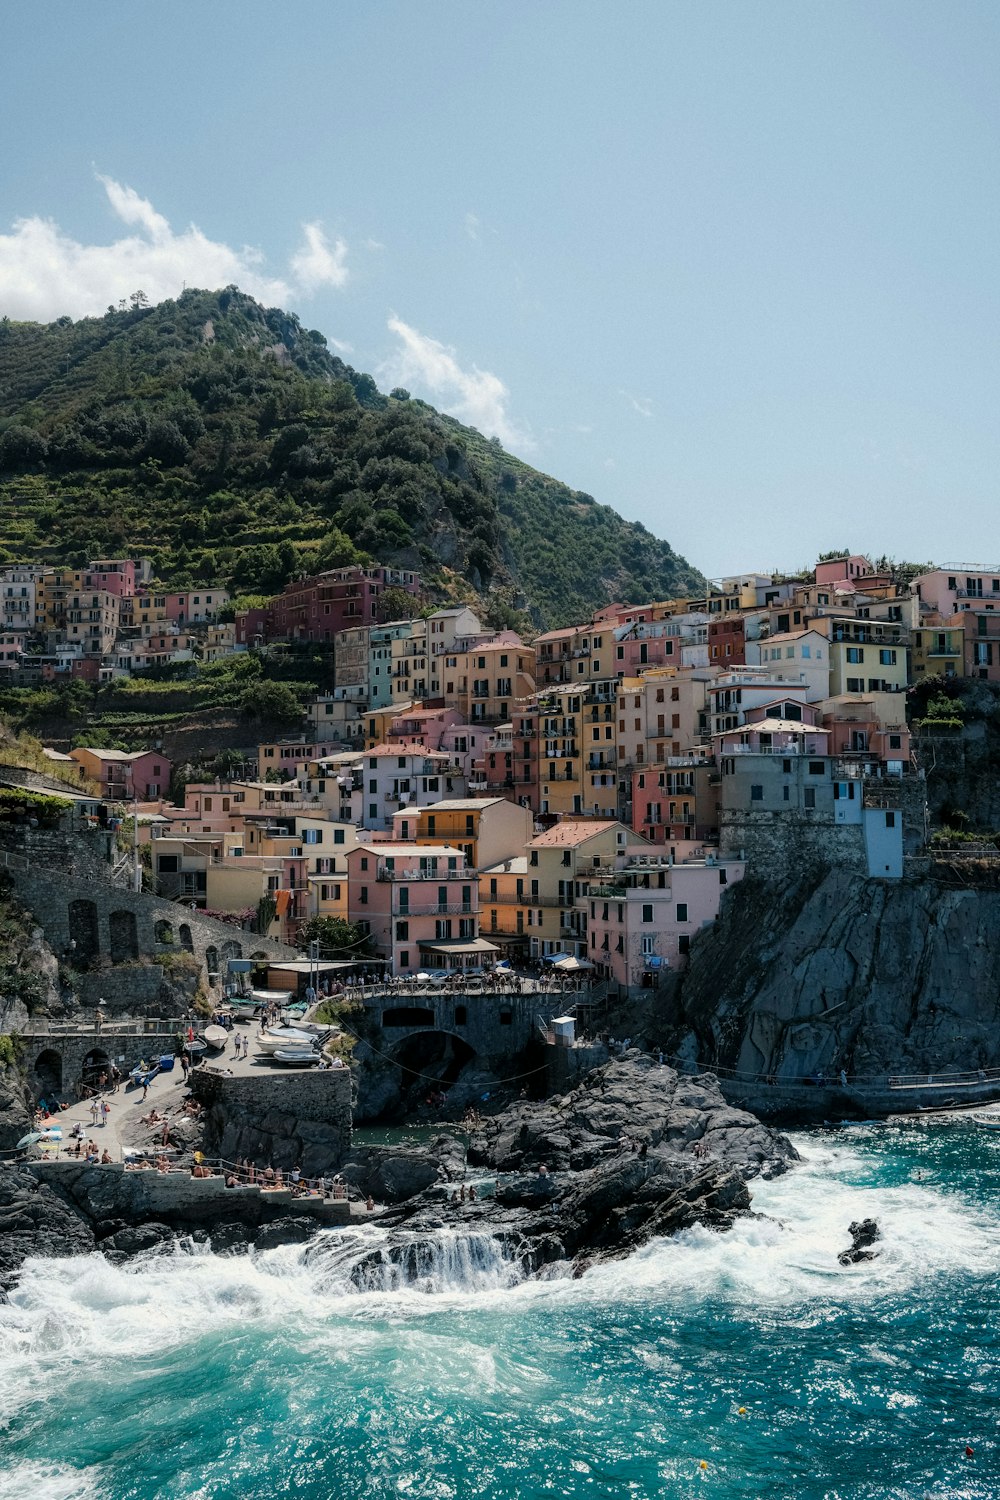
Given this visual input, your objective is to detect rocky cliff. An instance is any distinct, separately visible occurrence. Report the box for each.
[656,869,1000,1081]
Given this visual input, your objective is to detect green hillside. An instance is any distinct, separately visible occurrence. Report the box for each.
[0,288,704,626]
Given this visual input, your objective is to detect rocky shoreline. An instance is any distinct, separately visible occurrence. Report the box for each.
[0,1056,796,1292]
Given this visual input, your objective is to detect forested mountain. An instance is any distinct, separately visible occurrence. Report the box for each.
[0,288,704,626]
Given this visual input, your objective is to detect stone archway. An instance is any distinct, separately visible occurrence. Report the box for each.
[81,1047,111,1089]
[178,923,194,953]
[33,1048,63,1098]
[68,899,100,964]
[109,909,139,962]
[155,919,175,946]
[205,946,219,982]
[391,1030,475,1096]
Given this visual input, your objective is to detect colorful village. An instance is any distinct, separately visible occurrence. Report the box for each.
[0,551,989,996]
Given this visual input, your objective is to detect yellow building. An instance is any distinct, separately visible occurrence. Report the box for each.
[440,637,536,724]
[524,819,649,960]
[911,622,964,680]
[479,854,529,959]
[537,686,584,817]
[390,618,430,705]
[394,796,533,872]
[811,616,909,697]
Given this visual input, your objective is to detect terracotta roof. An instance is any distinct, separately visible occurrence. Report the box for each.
[529,820,619,848]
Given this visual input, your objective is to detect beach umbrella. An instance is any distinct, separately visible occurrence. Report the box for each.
[16,1131,42,1149]
[39,1127,63,1140]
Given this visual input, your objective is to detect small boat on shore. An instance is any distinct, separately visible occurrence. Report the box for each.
[272,1046,319,1067]
[203,1025,228,1050]
[255,1026,317,1055]
[971,1111,1000,1129]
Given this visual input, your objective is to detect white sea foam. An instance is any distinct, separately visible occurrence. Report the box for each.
[0,1462,101,1500]
[1,1133,996,1388]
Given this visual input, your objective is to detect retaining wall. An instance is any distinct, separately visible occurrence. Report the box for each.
[192,1066,353,1176]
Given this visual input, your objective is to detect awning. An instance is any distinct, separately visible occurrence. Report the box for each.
[418,938,500,956]
[552,956,593,971]
[541,952,573,965]
[227,959,253,973]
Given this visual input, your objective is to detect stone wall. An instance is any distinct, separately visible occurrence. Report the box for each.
[23,1024,183,1096]
[1,829,296,1014]
[28,1159,351,1228]
[192,1066,353,1176]
[719,809,869,875]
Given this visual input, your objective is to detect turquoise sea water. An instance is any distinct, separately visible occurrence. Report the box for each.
[1,1124,998,1500]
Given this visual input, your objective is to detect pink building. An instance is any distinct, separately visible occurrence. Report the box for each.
[630,761,718,845]
[814,554,876,588]
[583,853,745,993]
[612,621,682,676]
[346,842,490,975]
[86,559,141,597]
[387,706,462,750]
[164,589,230,625]
[69,747,173,801]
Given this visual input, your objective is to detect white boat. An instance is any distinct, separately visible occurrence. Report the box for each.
[254,1026,318,1055]
[203,1025,228,1049]
[231,1000,260,1021]
[272,1046,319,1067]
[971,1111,1000,1129]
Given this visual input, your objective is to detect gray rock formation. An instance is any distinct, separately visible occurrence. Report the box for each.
[838,1217,880,1265]
[658,870,1000,1081]
[364,1057,795,1277]
[0,1065,31,1152]
[0,1166,96,1288]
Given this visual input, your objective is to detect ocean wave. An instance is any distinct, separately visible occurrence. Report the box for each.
[0,1462,101,1500]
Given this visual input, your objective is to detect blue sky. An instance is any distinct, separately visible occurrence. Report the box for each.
[2,1,999,580]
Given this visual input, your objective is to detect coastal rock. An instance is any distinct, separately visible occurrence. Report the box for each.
[339,1135,466,1204]
[469,1056,795,1180]
[0,1166,96,1288]
[838,1217,881,1265]
[373,1059,795,1276]
[254,1217,318,1250]
[0,1067,32,1153]
[660,869,1000,1086]
[104,1222,174,1257]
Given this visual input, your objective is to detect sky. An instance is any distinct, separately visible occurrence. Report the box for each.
[2,1,999,581]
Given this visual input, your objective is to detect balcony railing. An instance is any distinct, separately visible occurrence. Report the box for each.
[395,902,477,916]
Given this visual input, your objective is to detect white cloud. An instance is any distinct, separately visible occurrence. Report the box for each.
[328,336,354,356]
[619,389,654,418]
[289,222,349,292]
[464,212,481,241]
[381,315,534,453]
[363,237,386,252]
[0,176,349,321]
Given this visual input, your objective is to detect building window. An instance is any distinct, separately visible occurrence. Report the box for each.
[885,811,896,827]
[641,904,653,923]
[750,785,763,801]
[676,903,688,922]
[803,788,816,809]
[846,647,863,664]
[879,649,897,666]
[641,935,655,956]
[808,761,825,775]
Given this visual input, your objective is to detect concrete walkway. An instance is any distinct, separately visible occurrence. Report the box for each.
[38,1058,190,1163]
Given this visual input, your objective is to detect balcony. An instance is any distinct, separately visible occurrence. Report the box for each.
[376,868,467,881]
[395,902,477,916]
